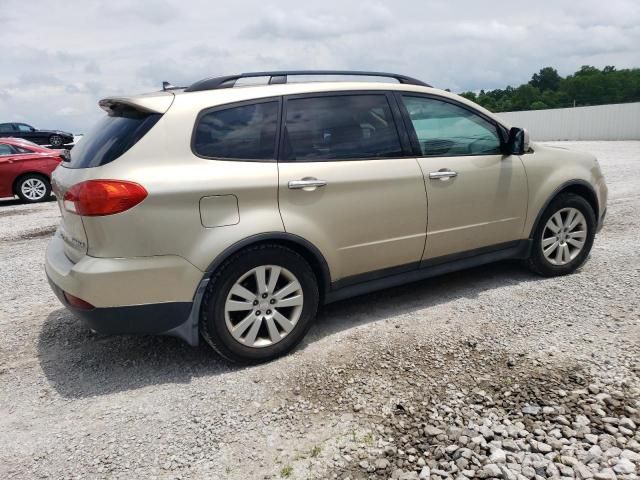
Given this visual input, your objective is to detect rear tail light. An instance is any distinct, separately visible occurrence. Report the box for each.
[63,180,147,216]
[63,292,95,310]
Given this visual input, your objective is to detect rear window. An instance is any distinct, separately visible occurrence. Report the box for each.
[193,101,279,160]
[67,109,161,168]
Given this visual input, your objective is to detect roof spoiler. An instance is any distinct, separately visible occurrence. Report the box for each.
[99,92,175,115]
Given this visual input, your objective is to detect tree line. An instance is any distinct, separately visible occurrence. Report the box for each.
[458,66,640,112]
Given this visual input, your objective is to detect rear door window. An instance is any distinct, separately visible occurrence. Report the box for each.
[67,109,161,168]
[282,94,403,161]
[193,101,279,160]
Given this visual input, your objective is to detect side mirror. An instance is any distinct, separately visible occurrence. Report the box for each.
[30,127,36,132]
[505,127,530,155]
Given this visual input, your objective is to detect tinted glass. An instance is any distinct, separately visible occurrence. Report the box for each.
[194,102,278,160]
[283,95,402,161]
[16,124,32,132]
[0,124,15,133]
[0,144,14,155]
[68,110,161,168]
[402,96,501,156]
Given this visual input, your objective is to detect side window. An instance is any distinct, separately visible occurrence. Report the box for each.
[16,124,32,132]
[283,94,402,161]
[0,144,16,155]
[0,124,15,133]
[194,101,279,160]
[401,96,502,156]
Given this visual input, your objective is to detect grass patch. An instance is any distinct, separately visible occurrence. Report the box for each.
[280,465,293,478]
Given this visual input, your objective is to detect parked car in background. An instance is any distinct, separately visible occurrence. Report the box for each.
[0,122,74,147]
[0,138,66,202]
[45,70,607,363]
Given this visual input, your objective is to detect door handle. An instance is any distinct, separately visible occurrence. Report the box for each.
[429,169,458,180]
[288,179,327,189]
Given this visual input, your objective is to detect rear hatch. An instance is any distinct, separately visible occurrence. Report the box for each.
[52,91,174,263]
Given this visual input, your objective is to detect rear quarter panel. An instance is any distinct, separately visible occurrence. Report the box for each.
[520,143,605,236]
[78,95,284,272]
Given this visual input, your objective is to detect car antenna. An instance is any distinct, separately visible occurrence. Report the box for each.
[162,81,182,91]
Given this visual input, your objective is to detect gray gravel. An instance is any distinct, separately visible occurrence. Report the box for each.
[0,141,638,479]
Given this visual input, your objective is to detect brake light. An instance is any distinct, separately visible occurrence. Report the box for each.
[63,180,147,216]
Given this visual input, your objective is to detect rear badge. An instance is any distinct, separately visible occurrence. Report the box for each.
[59,230,86,250]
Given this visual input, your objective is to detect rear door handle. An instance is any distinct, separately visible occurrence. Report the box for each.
[429,169,458,180]
[288,179,327,189]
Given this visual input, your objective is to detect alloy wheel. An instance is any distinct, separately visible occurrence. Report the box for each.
[541,207,587,266]
[224,265,304,348]
[49,135,63,147]
[20,178,47,201]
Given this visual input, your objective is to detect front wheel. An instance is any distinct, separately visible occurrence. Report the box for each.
[16,174,51,203]
[527,193,596,276]
[200,244,319,363]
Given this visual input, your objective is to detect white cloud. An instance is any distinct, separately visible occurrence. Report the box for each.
[0,0,638,132]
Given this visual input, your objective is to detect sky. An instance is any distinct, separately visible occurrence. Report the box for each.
[1,0,639,133]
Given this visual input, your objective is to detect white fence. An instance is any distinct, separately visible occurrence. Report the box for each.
[498,102,640,141]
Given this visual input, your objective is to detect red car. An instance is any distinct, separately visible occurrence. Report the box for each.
[0,137,66,203]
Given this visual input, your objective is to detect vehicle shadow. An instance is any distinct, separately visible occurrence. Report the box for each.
[38,260,541,399]
[307,260,536,342]
[38,309,235,399]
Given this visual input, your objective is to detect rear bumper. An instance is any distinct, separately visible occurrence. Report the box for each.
[47,275,192,335]
[45,231,203,307]
[45,231,204,344]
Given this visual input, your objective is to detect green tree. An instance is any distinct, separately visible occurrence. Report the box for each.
[530,101,548,110]
[458,65,640,112]
[459,91,477,102]
[529,67,561,92]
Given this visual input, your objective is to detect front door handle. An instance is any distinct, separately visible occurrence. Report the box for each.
[429,169,458,180]
[288,179,328,190]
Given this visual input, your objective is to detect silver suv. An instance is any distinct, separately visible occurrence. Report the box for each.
[45,70,608,363]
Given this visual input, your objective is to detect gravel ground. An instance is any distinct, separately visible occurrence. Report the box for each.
[0,141,638,480]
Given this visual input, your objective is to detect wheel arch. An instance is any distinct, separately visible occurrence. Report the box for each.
[528,180,599,239]
[202,232,332,300]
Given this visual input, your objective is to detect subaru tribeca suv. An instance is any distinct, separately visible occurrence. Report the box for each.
[45,70,607,363]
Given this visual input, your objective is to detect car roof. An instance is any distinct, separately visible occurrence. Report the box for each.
[101,81,509,128]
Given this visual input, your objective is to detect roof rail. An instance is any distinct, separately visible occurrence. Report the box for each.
[184,70,431,92]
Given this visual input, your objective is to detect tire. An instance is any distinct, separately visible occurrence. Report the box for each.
[527,193,596,277]
[15,174,51,203]
[200,244,319,363]
[49,134,63,147]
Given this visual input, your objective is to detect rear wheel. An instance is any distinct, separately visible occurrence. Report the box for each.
[16,174,51,203]
[200,244,319,363]
[527,193,596,276]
